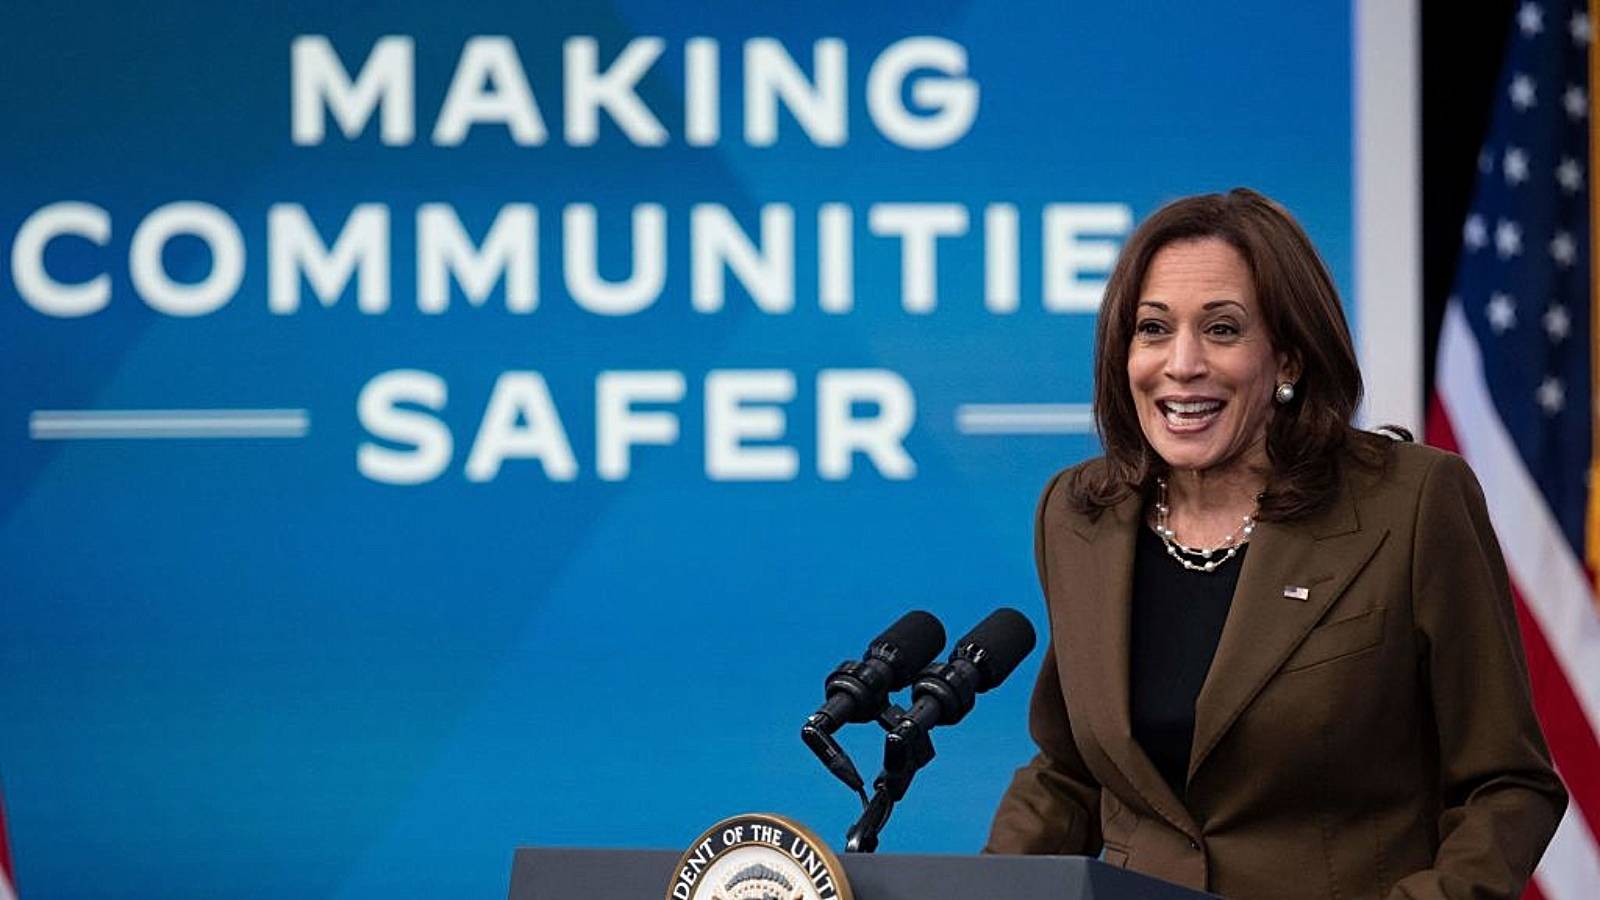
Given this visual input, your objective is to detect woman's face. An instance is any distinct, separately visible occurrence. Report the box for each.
[1126,237,1295,476]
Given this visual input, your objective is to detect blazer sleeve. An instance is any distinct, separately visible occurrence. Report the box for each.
[1386,453,1567,899]
[984,472,1103,855]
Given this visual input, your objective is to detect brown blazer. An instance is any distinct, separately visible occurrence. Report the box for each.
[986,442,1566,899]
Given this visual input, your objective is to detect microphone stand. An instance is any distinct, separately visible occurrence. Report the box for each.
[843,704,937,853]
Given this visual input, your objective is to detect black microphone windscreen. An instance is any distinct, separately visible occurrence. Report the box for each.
[954,607,1037,690]
[872,610,947,687]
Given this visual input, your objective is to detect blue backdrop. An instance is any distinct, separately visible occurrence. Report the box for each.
[0,2,1352,897]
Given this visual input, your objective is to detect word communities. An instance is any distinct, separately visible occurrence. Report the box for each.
[10,201,1131,317]
[358,368,915,485]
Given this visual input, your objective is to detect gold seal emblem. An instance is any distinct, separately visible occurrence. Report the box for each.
[666,813,853,900]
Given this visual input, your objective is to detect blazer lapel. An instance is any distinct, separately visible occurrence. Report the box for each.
[1187,483,1388,783]
[1074,490,1198,837]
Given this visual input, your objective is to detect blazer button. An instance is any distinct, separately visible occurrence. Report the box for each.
[1188,839,1200,851]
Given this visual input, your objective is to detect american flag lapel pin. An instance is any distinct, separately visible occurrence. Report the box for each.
[1283,585,1311,601]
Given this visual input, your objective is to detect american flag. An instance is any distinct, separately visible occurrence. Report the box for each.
[1426,2,1600,897]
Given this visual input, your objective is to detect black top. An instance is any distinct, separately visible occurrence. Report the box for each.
[1129,524,1247,798]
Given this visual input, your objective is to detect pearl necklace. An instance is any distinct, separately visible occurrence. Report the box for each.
[1152,477,1256,574]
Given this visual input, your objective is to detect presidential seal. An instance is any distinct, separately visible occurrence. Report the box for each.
[666,813,852,900]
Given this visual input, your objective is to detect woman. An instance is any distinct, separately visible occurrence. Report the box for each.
[985,189,1565,899]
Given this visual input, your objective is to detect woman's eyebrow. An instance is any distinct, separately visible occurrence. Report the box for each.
[1203,299,1247,313]
[1136,299,1247,312]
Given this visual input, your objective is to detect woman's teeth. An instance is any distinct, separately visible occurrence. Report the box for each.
[1161,400,1223,424]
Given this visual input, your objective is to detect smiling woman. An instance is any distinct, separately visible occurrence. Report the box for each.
[985,189,1567,900]
[1126,238,1295,495]
[1078,189,1369,524]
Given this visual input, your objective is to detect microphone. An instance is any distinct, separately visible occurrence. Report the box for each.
[807,610,947,732]
[845,607,1039,851]
[802,610,946,794]
[885,608,1036,774]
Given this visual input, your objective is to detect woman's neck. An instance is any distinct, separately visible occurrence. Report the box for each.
[1160,456,1267,548]
[1164,465,1264,515]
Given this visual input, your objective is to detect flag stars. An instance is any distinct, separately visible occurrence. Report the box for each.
[1573,10,1592,45]
[1537,376,1565,415]
[1464,214,1488,250]
[1487,292,1518,333]
[1519,2,1545,36]
[1504,146,1531,185]
[1510,73,1537,110]
[1543,304,1571,342]
[1551,230,1576,266]
[1557,156,1583,193]
[1564,84,1587,119]
[1495,218,1523,258]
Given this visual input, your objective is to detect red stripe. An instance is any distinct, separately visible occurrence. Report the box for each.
[1512,586,1600,842]
[1425,392,1459,453]
[0,780,13,885]
[1523,876,1547,900]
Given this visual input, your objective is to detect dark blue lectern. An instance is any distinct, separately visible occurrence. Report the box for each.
[508,848,1218,899]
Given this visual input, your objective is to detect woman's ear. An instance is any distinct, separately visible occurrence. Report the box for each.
[1277,349,1303,385]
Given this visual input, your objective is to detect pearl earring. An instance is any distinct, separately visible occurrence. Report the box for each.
[1275,382,1296,404]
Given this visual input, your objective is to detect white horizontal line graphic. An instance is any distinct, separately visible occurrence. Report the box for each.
[30,409,310,440]
[955,404,1096,435]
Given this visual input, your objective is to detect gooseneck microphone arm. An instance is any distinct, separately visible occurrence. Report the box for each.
[800,611,946,805]
[799,722,868,804]
[844,607,1037,853]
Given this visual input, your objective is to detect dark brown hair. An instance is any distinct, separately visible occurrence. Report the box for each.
[1072,187,1391,520]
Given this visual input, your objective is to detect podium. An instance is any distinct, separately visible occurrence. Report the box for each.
[508,848,1218,899]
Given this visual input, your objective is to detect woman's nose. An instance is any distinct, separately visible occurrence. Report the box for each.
[1164,329,1207,381]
